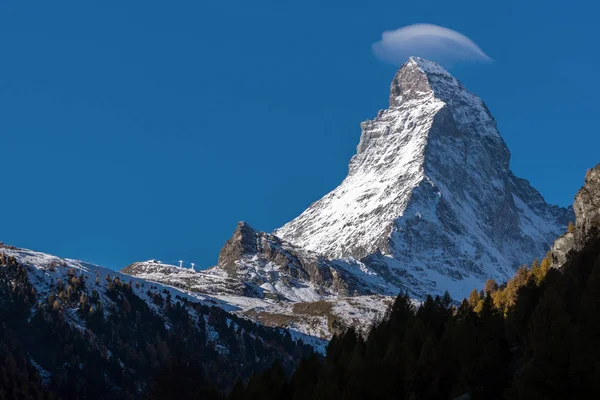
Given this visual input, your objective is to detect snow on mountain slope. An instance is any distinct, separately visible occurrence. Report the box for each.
[120,252,398,346]
[275,57,572,299]
[275,59,444,259]
[1,244,345,354]
[0,245,237,313]
[0,243,393,350]
[0,243,328,393]
[242,295,394,350]
[120,229,398,344]
[122,258,262,299]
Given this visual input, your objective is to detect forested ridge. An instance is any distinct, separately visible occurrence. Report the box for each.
[2,227,600,399]
[0,251,313,400]
[230,230,600,400]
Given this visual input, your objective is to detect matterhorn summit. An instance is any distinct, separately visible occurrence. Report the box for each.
[274,57,572,298]
[123,57,572,341]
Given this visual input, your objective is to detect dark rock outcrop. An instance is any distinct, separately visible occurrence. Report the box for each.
[574,166,600,237]
[216,222,373,300]
[217,222,264,275]
[551,164,600,268]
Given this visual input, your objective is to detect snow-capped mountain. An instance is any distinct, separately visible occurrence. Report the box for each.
[123,57,572,339]
[275,57,572,298]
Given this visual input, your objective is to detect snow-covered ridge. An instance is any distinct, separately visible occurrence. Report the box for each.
[0,244,392,350]
[408,56,454,79]
[0,245,232,310]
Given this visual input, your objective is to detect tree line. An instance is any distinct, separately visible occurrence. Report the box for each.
[229,231,600,400]
[0,253,312,400]
[3,225,600,399]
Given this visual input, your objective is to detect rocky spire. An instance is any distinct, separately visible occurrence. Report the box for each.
[574,165,600,236]
[215,221,374,301]
[551,164,600,268]
[217,221,261,274]
[388,57,438,108]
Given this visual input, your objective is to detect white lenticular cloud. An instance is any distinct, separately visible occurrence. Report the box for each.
[372,24,492,65]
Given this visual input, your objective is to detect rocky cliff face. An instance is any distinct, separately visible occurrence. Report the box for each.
[214,221,379,301]
[574,166,600,237]
[551,164,600,268]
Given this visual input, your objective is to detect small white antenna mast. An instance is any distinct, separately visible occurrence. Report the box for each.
[178,260,183,268]
[191,263,195,271]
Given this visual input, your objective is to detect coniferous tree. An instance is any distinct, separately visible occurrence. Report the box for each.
[510,270,571,399]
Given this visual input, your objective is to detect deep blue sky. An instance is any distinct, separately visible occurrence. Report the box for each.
[1,1,597,270]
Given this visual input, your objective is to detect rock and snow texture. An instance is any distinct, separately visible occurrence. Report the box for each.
[0,244,391,350]
[275,57,572,299]
[123,224,385,304]
[212,221,398,301]
[122,258,262,299]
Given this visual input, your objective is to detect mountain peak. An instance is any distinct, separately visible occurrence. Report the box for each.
[218,221,260,272]
[406,56,452,77]
[236,220,253,230]
[275,59,572,298]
